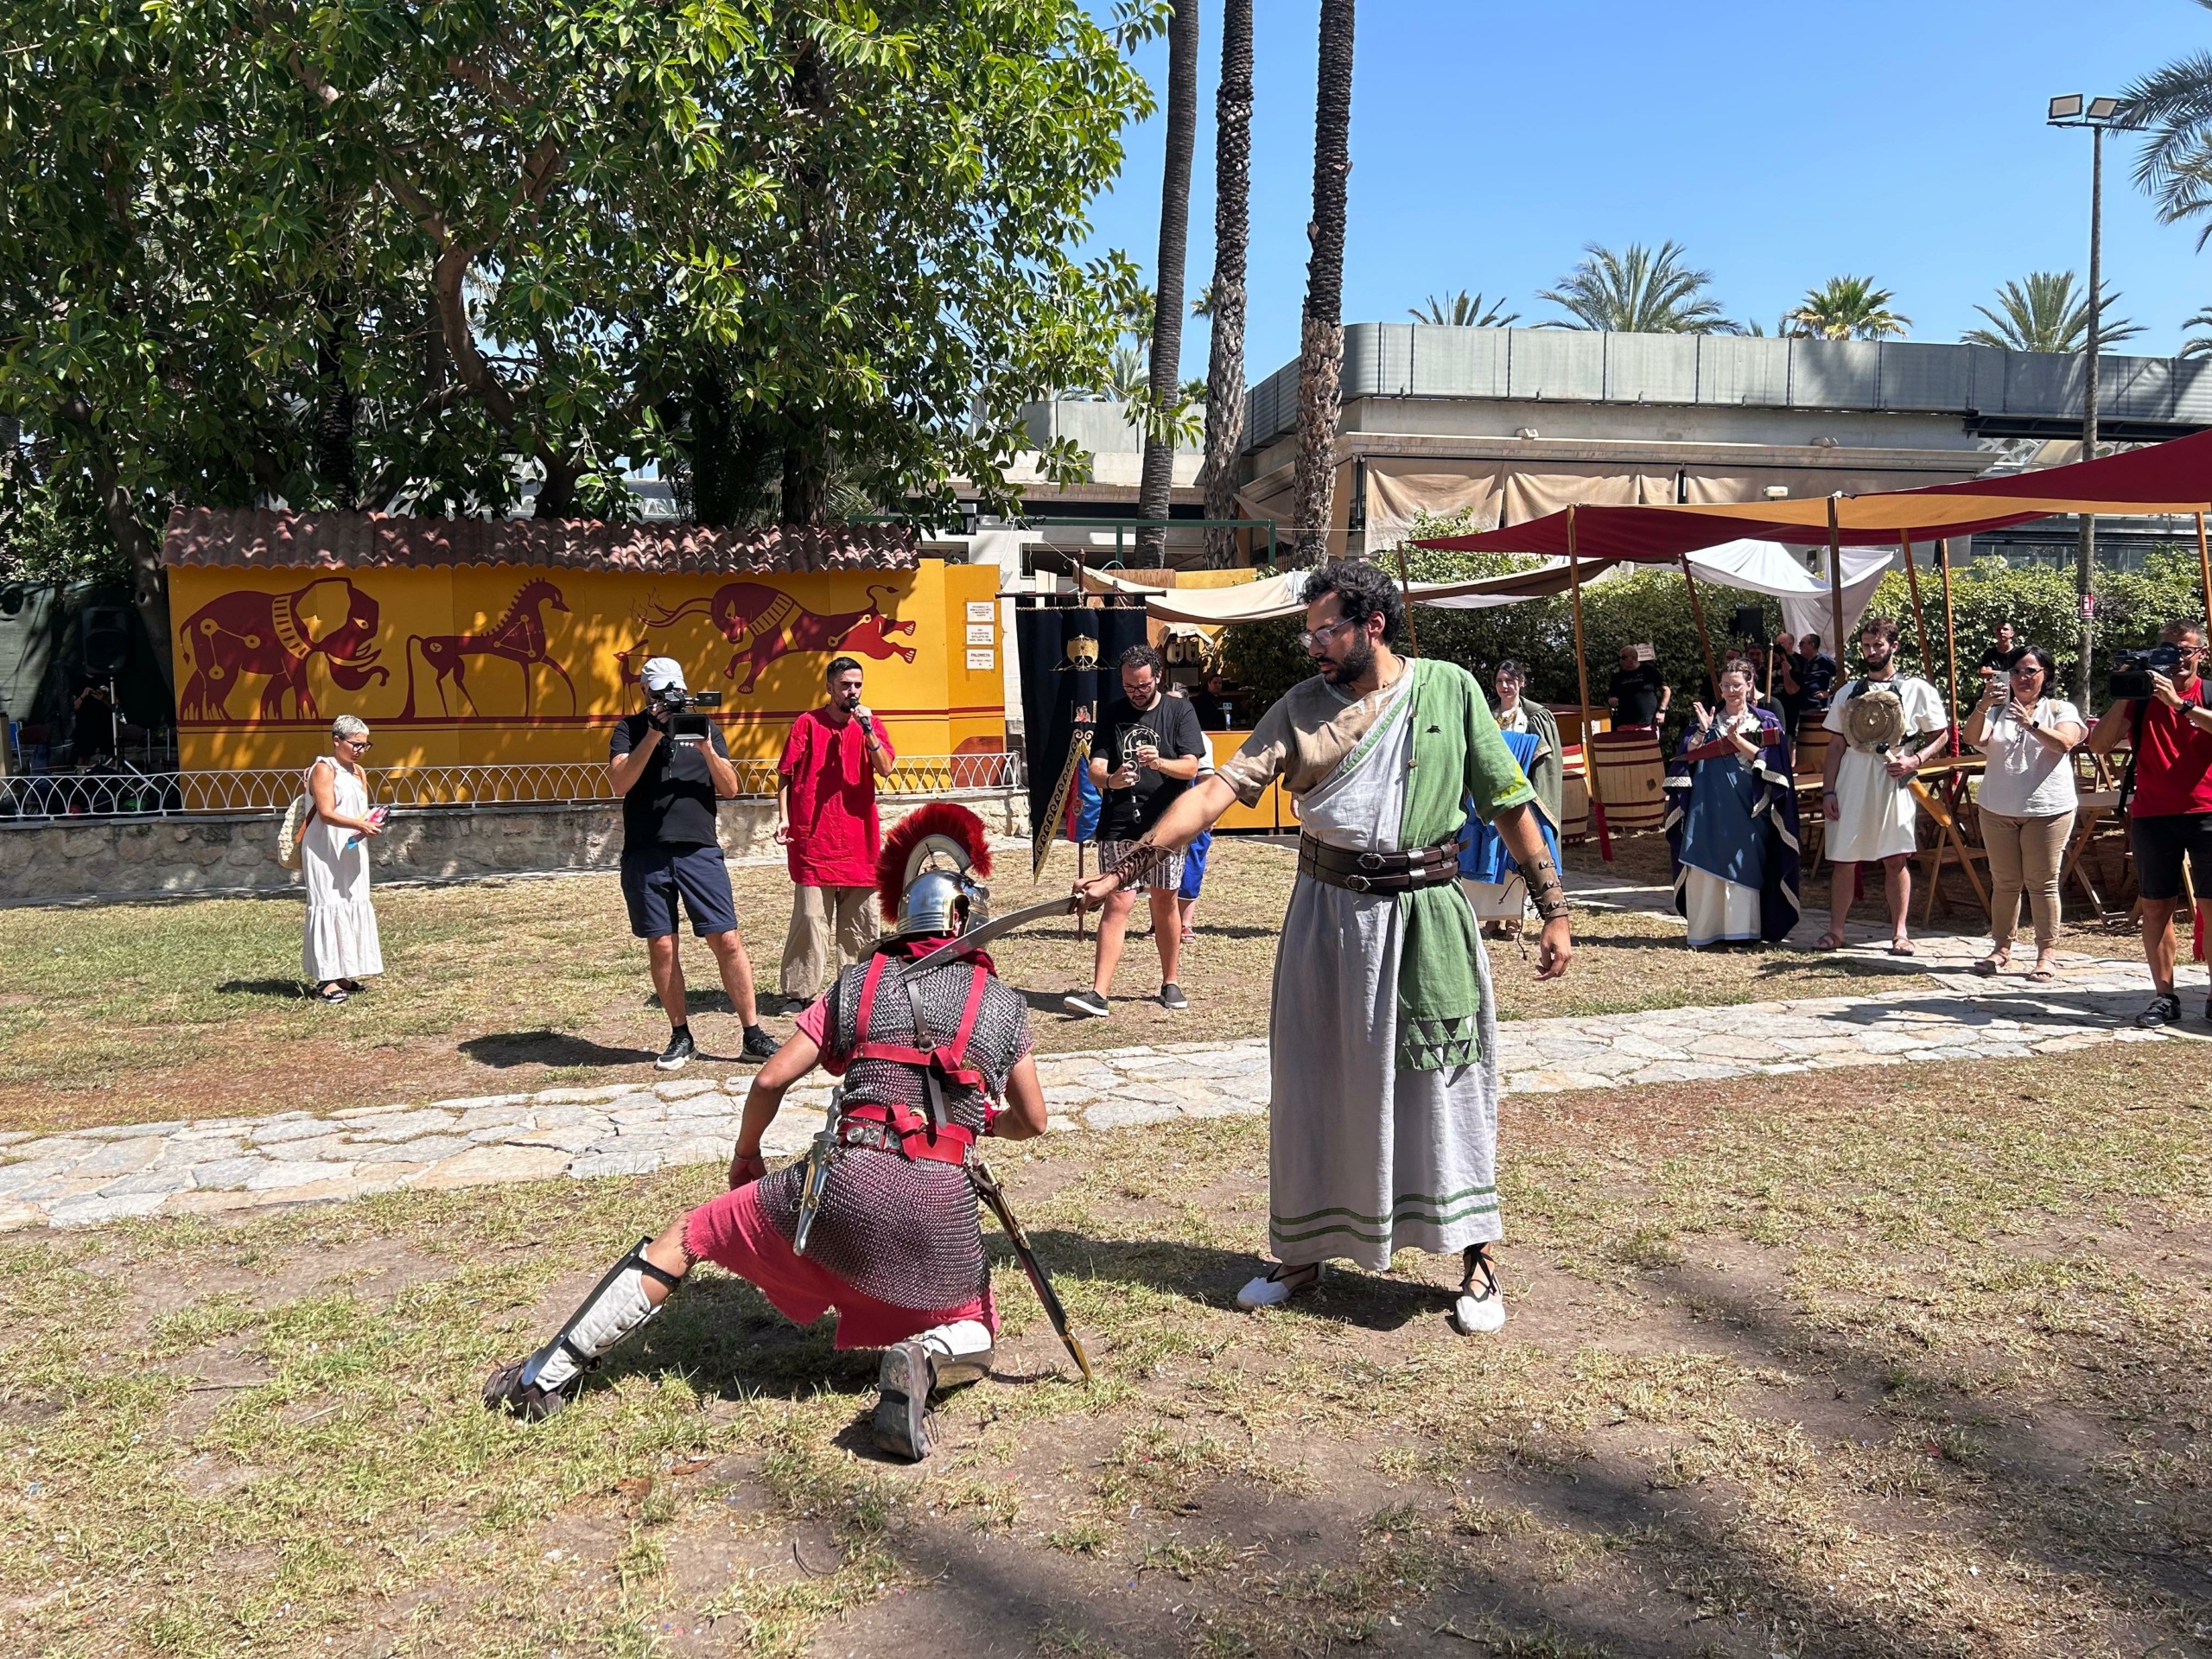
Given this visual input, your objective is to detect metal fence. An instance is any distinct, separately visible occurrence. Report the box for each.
[0,753,1022,824]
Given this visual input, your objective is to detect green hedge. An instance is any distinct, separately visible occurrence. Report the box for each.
[1223,518,2209,721]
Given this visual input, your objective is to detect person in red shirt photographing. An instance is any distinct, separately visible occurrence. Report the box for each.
[777,655,899,998]
[2088,619,2212,1028]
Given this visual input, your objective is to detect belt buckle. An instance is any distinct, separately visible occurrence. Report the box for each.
[1357,851,1387,870]
[1344,872,1372,893]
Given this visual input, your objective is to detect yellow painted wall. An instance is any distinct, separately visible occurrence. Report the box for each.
[171,560,1004,770]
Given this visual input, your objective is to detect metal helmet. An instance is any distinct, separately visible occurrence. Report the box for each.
[877,803,995,939]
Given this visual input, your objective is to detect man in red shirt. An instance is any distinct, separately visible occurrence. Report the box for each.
[776,656,897,998]
[2089,619,2212,1028]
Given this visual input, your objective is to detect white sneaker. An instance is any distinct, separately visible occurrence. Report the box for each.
[1236,1262,1323,1309]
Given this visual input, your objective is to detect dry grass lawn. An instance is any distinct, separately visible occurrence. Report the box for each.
[0,837,1968,1136]
[1,1043,2206,1657]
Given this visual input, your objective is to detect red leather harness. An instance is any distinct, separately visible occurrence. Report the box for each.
[841,951,992,1165]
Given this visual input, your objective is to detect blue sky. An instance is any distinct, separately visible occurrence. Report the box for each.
[1080,0,2212,379]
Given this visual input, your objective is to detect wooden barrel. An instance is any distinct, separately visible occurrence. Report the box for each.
[1557,744,1591,844]
[1793,718,1831,779]
[1586,728,1667,832]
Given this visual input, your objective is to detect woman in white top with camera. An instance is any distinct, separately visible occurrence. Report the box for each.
[1962,645,2084,982]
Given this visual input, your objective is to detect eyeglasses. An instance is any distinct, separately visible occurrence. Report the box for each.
[340,736,372,751]
[1299,617,1361,650]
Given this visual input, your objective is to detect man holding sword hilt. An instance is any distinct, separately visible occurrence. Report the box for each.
[1074,560,1570,1338]
[485,804,1062,1463]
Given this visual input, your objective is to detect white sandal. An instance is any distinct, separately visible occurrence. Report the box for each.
[1453,1243,1507,1335]
[1236,1261,1323,1310]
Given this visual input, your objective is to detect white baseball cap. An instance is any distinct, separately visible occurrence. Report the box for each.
[640,657,688,695]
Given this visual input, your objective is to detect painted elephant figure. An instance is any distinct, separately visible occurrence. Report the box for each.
[177,577,388,721]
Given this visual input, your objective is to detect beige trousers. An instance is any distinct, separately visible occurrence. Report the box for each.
[779,883,878,998]
[1980,807,2075,952]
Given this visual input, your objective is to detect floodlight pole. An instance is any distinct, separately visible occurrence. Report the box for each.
[2077,121,2103,707]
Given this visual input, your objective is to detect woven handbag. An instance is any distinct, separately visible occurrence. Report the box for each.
[276,792,312,869]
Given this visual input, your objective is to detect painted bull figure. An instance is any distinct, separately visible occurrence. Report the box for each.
[641,582,916,693]
[177,577,389,721]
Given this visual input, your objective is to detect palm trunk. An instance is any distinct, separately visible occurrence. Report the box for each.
[1201,0,1254,568]
[1294,0,1355,565]
[1136,2,1200,565]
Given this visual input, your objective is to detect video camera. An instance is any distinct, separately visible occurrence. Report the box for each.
[654,685,722,743]
[2109,642,2183,702]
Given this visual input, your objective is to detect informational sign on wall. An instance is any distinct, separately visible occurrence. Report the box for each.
[168,559,1006,770]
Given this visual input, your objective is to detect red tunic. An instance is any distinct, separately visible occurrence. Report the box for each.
[779,707,895,887]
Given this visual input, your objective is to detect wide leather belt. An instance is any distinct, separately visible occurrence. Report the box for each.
[1297,834,1462,894]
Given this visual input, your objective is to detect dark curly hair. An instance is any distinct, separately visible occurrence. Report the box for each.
[1302,558,1404,645]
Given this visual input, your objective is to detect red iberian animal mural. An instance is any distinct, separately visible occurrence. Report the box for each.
[178,577,389,721]
[400,578,577,717]
[639,582,917,693]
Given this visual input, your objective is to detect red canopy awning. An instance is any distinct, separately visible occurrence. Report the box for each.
[1412,426,2212,562]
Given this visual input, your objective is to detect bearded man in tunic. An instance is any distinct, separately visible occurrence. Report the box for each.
[1815,615,1950,956]
[1075,560,1572,1332]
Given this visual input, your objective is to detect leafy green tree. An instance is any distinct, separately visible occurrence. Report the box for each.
[1786,276,1911,341]
[1408,291,1520,327]
[1538,241,1728,334]
[1961,272,2142,353]
[1,1,1151,681]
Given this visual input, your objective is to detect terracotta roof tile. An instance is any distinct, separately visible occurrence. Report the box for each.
[161,509,919,574]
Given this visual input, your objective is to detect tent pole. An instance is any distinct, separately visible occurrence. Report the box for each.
[1568,505,1612,862]
[1940,538,1961,755]
[1392,543,1421,656]
[1825,495,1847,671]
[2197,512,2212,632]
[1898,529,1935,681]
[1681,553,1719,701]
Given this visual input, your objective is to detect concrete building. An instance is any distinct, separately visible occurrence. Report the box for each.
[992,326,2212,571]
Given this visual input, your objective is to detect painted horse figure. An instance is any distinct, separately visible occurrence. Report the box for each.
[401,579,577,717]
[642,582,917,693]
[178,577,388,721]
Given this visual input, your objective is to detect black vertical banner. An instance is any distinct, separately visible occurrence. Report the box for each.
[1014,602,1153,840]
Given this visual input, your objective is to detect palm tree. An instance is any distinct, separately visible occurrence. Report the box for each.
[1960,271,2143,353]
[1537,240,1728,334]
[1408,289,1520,327]
[2180,305,2212,357]
[1200,0,1253,568]
[1786,276,1910,340]
[1137,1,1200,565]
[2124,26,2212,241]
[1293,0,1356,564]
[1102,343,1149,402]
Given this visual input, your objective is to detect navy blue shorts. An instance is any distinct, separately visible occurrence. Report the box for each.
[621,844,740,939]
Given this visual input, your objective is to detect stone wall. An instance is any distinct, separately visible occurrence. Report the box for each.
[0,789,1028,906]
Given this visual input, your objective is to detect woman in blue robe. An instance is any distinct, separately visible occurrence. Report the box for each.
[1459,723,1560,927]
[1663,657,1802,948]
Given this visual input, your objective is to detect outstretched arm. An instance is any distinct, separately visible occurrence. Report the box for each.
[727,1033,822,1186]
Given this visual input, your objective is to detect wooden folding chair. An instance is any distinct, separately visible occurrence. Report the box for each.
[1910,778,1991,923]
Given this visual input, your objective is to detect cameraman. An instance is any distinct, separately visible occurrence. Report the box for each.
[609,658,781,1070]
[2088,620,2212,1029]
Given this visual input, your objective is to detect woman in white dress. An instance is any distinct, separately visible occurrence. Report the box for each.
[1962,645,2083,982]
[302,715,385,1004]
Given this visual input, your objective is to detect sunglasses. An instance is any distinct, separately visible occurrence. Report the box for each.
[340,735,372,751]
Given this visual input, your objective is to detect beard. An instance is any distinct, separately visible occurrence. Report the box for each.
[1319,633,1376,685]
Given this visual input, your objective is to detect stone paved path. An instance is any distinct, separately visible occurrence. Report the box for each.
[3,933,2200,1232]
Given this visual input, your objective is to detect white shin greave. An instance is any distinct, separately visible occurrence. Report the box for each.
[520,1239,682,1395]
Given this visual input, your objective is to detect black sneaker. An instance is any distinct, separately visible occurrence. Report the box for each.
[2134,992,2183,1030]
[741,1024,781,1062]
[1063,989,1110,1019]
[1159,982,1188,1011]
[655,1027,696,1071]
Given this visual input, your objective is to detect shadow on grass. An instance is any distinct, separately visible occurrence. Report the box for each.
[458,1030,659,1070]
[215,977,307,999]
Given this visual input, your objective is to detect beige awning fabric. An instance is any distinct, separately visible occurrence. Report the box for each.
[1363,461,1508,551]
[1080,559,1626,623]
[1499,466,1676,524]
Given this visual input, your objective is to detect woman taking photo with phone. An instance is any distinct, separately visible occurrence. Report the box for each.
[1963,645,2083,982]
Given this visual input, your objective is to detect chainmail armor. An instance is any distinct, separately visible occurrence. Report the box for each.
[754,956,1033,1311]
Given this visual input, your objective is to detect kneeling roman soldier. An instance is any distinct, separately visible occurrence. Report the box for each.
[483,804,1046,1459]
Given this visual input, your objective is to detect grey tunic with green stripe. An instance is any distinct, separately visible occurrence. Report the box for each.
[1217,658,1535,1271]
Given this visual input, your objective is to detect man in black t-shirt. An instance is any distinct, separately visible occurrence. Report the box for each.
[1606,645,1669,731]
[1977,620,2018,690]
[1064,645,1210,1018]
[608,658,779,1071]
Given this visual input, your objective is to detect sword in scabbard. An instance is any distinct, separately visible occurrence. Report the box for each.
[969,1155,1094,1383]
[791,1084,842,1259]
